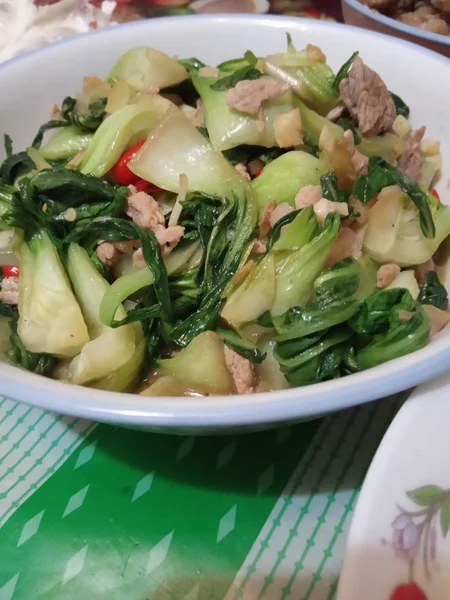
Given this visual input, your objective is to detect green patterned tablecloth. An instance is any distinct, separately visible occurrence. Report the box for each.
[0,394,404,600]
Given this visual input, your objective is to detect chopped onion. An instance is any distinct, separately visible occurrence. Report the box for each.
[274,108,303,148]
[392,115,412,140]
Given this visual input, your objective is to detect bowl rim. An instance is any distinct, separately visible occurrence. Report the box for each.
[342,0,450,47]
[1,13,450,429]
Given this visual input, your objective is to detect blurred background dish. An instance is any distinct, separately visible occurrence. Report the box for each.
[338,370,450,600]
[342,0,450,57]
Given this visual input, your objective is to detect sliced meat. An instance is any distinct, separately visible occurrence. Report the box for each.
[377,263,401,288]
[343,130,368,175]
[96,242,120,268]
[252,239,267,254]
[125,186,165,231]
[226,79,289,116]
[397,126,426,181]
[155,226,185,258]
[314,198,349,225]
[431,0,450,13]
[399,5,450,34]
[339,57,396,135]
[127,186,184,262]
[0,277,19,305]
[324,225,365,268]
[269,203,294,228]
[325,227,356,268]
[235,162,251,181]
[259,201,277,238]
[224,346,257,395]
[259,201,293,238]
[326,104,346,122]
[423,304,450,337]
[180,102,205,128]
[295,184,322,209]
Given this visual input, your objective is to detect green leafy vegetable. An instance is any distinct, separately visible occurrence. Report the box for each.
[66,218,172,323]
[217,327,266,364]
[158,331,234,395]
[266,209,301,253]
[31,96,107,150]
[3,168,128,240]
[178,57,206,72]
[80,96,171,178]
[350,288,431,369]
[363,184,450,267]
[333,51,358,89]
[418,271,448,310]
[273,258,368,342]
[320,172,350,203]
[193,74,294,152]
[0,152,36,185]
[223,145,283,167]
[386,270,420,300]
[263,59,339,116]
[210,59,262,91]
[31,120,69,150]
[108,46,188,90]
[222,209,340,328]
[353,156,435,238]
[297,99,404,163]
[286,32,296,53]
[16,230,89,358]
[275,326,354,386]
[41,126,94,161]
[252,150,327,210]
[4,134,13,158]
[211,69,262,92]
[272,213,341,315]
[391,92,410,118]
[66,243,142,388]
[61,96,107,131]
[6,309,58,376]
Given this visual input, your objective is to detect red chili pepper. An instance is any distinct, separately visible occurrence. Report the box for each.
[134,179,163,194]
[254,167,264,178]
[2,266,19,278]
[389,583,427,600]
[431,188,441,203]
[109,140,147,186]
[306,7,321,17]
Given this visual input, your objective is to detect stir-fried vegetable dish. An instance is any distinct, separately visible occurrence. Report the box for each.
[0,37,449,396]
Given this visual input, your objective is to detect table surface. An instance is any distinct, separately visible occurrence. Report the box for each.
[0,393,406,600]
[0,3,403,599]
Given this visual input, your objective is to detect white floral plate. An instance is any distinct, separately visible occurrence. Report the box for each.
[337,373,450,600]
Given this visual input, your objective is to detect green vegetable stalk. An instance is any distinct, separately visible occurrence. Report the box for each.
[17,231,89,358]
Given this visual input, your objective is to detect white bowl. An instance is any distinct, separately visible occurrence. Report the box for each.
[1,15,450,434]
[342,0,450,57]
